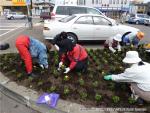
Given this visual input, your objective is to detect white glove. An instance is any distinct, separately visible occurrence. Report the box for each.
[57,62,63,71]
[44,65,48,69]
[40,65,44,69]
[117,44,121,51]
[54,44,59,51]
[109,47,116,53]
[64,67,70,74]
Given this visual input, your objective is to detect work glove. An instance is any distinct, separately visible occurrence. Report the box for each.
[109,47,116,53]
[54,44,59,51]
[40,65,44,69]
[117,45,121,52]
[104,75,112,81]
[44,65,48,69]
[64,67,70,74]
[57,62,63,71]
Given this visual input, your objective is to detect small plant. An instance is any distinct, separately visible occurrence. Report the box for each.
[28,76,34,82]
[108,82,115,91]
[92,81,99,88]
[63,75,69,81]
[78,78,85,86]
[128,97,136,104]
[80,91,88,100]
[95,93,102,102]
[112,96,120,103]
[16,73,23,79]
[63,86,70,95]
[49,86,56,92]
[37,81,43,86]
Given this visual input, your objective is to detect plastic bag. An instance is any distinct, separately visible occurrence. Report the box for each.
[36,93,59,108]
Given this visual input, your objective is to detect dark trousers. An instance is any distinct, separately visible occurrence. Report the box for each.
[74,57,88,72]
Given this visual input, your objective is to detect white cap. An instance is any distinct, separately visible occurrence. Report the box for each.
[123,51,141,64]
[113,34,122,42]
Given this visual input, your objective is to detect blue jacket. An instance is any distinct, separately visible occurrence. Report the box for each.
[29,38,48,66]
[123,33,139,46]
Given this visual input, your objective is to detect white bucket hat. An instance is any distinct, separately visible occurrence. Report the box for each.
[113,34,122,42]
[123,51,141,64]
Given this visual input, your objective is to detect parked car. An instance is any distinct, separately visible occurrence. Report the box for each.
[43,14,139,43]
[40,12,51,20]
[6,12,26,20]
[128,13,150,24]
[144,18,150,26]
[51,5,105,20]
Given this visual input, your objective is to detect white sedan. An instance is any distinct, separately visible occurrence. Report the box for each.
[6,12,26,20]
[43,14,140,43]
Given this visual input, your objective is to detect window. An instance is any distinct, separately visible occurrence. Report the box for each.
[59,15,76,23]
[109,0,112,4]
[87,8,101,15]
[121,0,123,4]
[75,16,93,24]
[113,0,115,4]
[93,16,111,25]
[96,0,99,4]
[92,0,94,4]
[117,0,119,4]
[70,7,86,14]
[56,6,69,15]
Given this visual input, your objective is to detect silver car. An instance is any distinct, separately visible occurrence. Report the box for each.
[6,12,26,20]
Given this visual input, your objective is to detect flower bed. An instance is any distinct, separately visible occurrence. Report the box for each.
[0,46,150,108]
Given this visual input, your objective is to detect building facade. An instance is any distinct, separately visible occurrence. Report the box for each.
[0,0,27,15]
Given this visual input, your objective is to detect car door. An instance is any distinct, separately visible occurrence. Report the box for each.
[70,16,94,40]
[92,16,117,40]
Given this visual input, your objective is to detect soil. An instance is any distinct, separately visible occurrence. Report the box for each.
[0,45,150,109]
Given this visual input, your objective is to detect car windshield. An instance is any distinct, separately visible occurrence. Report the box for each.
[59,15,76,23]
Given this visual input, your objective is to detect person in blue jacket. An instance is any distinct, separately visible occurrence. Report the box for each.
[122,31,144,46]
[16,35,51,77]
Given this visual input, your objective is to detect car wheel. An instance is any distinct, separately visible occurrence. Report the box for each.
[135,21,139,25]
[67,33,78,44]
[10,16,14,20]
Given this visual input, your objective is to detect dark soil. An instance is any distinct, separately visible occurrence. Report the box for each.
[0,45,150,109]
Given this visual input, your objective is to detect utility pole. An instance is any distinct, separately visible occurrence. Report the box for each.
[26,0,33,29]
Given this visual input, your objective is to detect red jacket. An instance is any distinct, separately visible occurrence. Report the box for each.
[15,35,32,73]
[61,44,88,70]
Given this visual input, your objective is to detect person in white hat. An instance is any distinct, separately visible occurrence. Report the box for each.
[104,34,122,53]
[104,51,150,105]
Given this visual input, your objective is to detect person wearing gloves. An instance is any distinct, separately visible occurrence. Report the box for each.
[104,51,150,105]
[58,42,88,74]
[51,31,73,55]
[104,34,122,53]
[122,31,144,46]
[16,35,51,77]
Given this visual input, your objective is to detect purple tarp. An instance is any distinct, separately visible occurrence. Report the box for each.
[36,93,59,108]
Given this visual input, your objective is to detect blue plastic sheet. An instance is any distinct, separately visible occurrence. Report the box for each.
[37,93,59,108]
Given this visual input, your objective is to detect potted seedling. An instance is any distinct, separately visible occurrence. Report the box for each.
[63,75,69,81]
[95,93,102,102]
[79,91,88,100]
[48,85,56,92]
[128,97,136,104]
[78,78,85,86]
[63,86,70,95]
[112,95,120,104]
[92,81,99,88]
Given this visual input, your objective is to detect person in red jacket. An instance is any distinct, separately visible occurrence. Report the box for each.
[58,41,88,73]
[15,35,51,77]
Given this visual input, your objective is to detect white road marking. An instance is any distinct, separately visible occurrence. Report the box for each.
[0,27,25,42]
[0,26,23,37]
[0,29,13,30]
